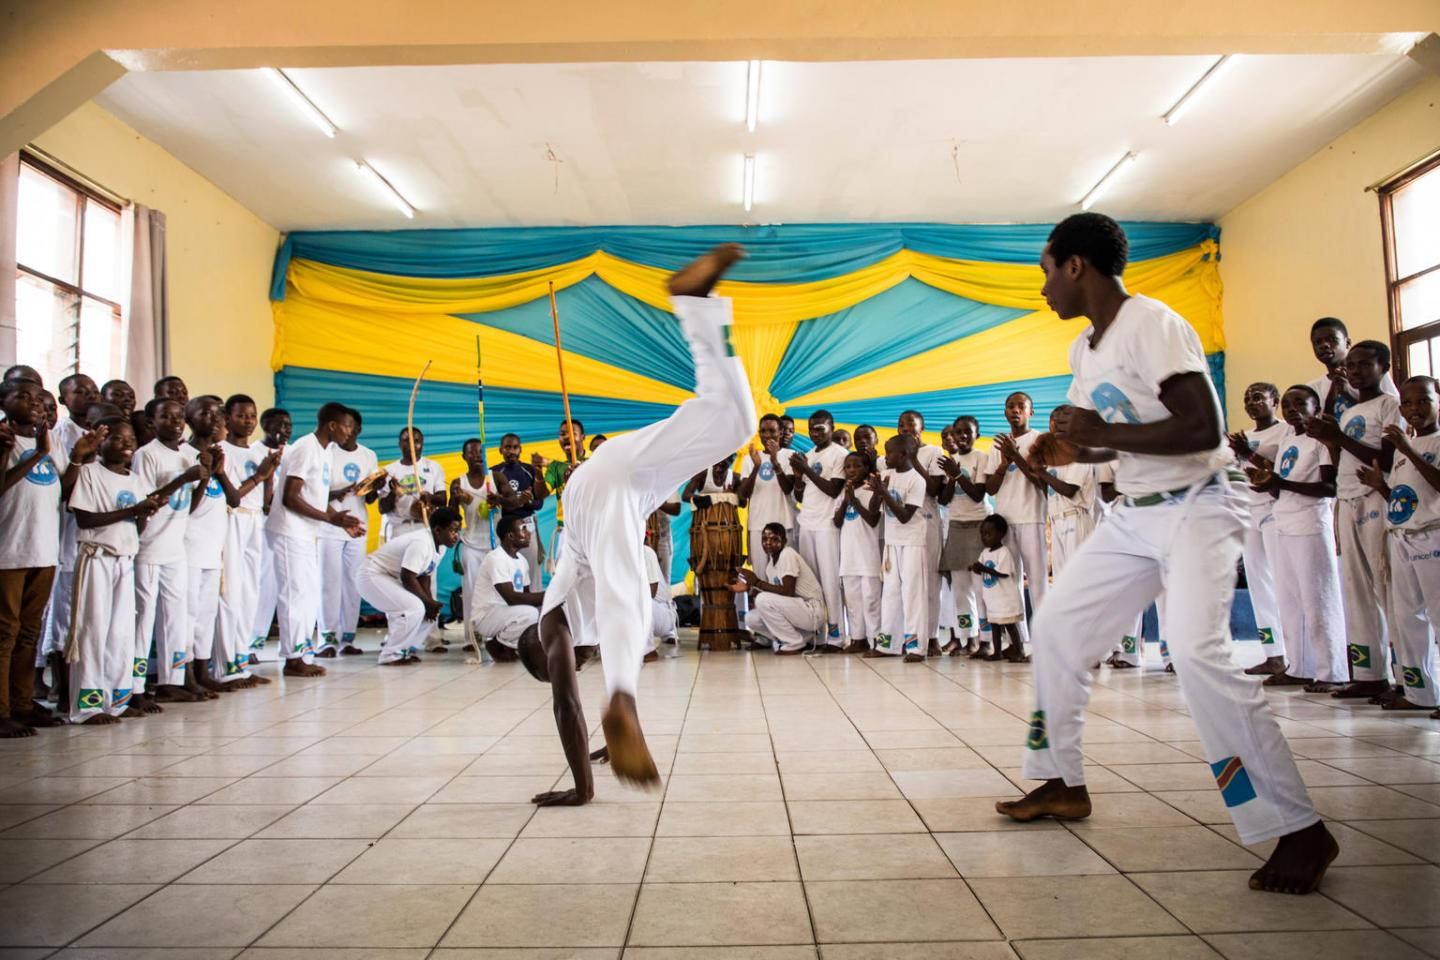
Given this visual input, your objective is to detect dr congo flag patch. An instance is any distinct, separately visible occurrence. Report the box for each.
[1210,756,1257,807]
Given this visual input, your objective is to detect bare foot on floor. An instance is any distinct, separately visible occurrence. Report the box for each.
[153,684,206,703]
[133,694,164,714]
[667,243,746,297]
[1381,694,1431,711]
[996,778,1093,822]
[82,713,120,725]
[601,691,659,787]
[0,717,36,738]
[1330,679,1389,699]
[1249,820,1339,894]
[1245,656,1287,676]
[282,659,326,677]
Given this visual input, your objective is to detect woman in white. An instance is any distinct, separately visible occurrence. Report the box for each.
[734,523,825,654]
[472,515,544,660]
[358,507,462,665]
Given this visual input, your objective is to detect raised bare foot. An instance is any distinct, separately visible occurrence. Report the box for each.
[82,713,120,725]
[1381,694,1431,711]
[282,658,326,677]
[153,684,206,703]
[1245,656,1287,676]
[667,243,746,298]
[1330,679,1390,699]
[134,694,164,714]
[0,717,36,738]
[601,691,660,787]
[340,644,363,656]
[996,778,1092,822]
[1249,820,1339,894]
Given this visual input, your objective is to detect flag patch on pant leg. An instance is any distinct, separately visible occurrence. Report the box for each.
[902,635,919,653]
[77,689,103,710]
[1402,665,1425,689]
[1348,644,1372,669]
[1121,636,1138,654]
[1210,756,1257,807]
[1258,627,1275,646]
[1026,711,1048,750]
[132,658,147,677]
[112,688,131,709]
[958,614,973,629]
[251,636,266,650]
[874,633,894,653]
[170,651,187,668]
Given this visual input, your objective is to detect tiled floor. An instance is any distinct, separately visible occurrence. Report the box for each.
[1,629,1438,960]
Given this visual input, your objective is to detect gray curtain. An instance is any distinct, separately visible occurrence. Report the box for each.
[0,152,17,368]
[124,203,168,391]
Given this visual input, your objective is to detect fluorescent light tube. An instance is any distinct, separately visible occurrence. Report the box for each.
[1079,152,1136,211]
[354,160,415,218]
[1163,55,1233,126]
[265,67,337,138]
[743,154,755,212]
[745,60,761,132]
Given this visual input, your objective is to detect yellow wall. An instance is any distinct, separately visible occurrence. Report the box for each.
[31,101,280,406]
[1219,74,1440,425]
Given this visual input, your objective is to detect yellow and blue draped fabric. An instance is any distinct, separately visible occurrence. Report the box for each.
[271,222,1224,593]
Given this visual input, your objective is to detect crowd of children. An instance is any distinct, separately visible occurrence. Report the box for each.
[0,308,1435,732]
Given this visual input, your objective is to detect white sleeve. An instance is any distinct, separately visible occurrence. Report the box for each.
[1066,336,1093,409]
[739,457,755,479]
[775,549,801,581]
[901,472,925,508]
[480,551,503,586]
[400,537,434,575]
[1380,396,1403,428]
[426,461,446,494]
[644,547,661,585]
[69,466,104,513]
[1126,309,1207,391]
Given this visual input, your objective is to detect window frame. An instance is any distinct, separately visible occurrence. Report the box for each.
[14,151,125,381]
[1380,150,1440,381]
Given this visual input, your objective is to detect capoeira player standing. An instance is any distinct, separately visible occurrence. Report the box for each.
[995,213,1339,895]
[518,244,755,799]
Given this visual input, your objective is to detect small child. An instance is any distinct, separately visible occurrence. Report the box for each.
[1249,385,1346,691]
[938,415,991,656]
[1036,406,1099,575]
[869,435,928,661]
[985,392,1050,615]
[471,514,545,661]
[853,424,880,464]
[319,408,379,657]
[68,417,162,723]
[217,395,279,684]
[971,514,1028,662]
[834,449,883,653]
[451,437,498,655]
[1226,382,1290,676]
[181,396,233,695]
[833,428,852,450]
[250,407,292,658]
[358,508,461,666]
[1361,375,1440,717]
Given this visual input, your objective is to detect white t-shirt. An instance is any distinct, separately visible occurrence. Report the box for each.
[795,443,847,530]
[1272,431,1334,536]
[1046,462,1097,517]
[220,439,270,511]
[266,432,334,542]
[0,433,69,569]
[945,449,990,523]
[321,443,379,541]
[472,547,531,621]
[913,443,946,531]
[740,453,796,530]
[70,462,141,557]
[643,544,671,602]
[766,544,824,605]
[134,439,199,564]
[883,468,928,546]
[695,470,739,507]
[977,545,1023,620]
[384,457,446,538]
[51,417,86,570]
[456,471,497,550]
[364,527,441,581]
[1386,434,1440,532]
[838,490,882,577]
[183,446,229,569]
[985,431,1046,524]
[1240,421,1290,516]
[1336,394,1403,500]
[1066,294,1228,497]
[1307,371,1400,421]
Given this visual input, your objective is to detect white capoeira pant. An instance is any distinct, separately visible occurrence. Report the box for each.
[541,293,755,697]
[1048,509,1095,574]
[251,528,278,657]
[68,549,135,721]
[1336,494,1392,682]
[1387,528,1440,707]
[842,574,881,643]
[749,591,824,653]
[922,513,944,641]
[1244,511,1286,660]
[874,543,927,656]
[644,596,679,655]
[459,541,493,650]
[475,604,539,649]
[357,567,432,664]
[135,561,189,688]
[320,535,367,650]
[1008,521,1048,615]
[40,571,73,663]
[1273,532,1347,683]
[217,510,263,680]
[187,566,222,667]
[271,533,320,661]
[1022,478,1318,845]
[795,526,843,647]
[937,575,956,641]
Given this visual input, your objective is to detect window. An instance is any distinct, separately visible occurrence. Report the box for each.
[1382,153,1440,380]
[15,155,125,389]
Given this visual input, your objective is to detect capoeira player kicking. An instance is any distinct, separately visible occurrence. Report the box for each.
[518,244,755,800]
[995,213,1339,895]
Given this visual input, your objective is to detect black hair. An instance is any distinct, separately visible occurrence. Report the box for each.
[855,423,877,437]
[100,379,131,394]
[317,401,352,425]
[779,415,795,423]
[93,414,131,434]
[0,379,30,402]
[1311,317,1348,337]
[900,409,924,428]
[952,415,980,433]
[224,393,256,414]
[1006,391,1034,407]
[260,407,290,428]
[845,449,877,474]
[559,418,585,434]
[1047,212,1129,277]
[762,522,789,541]
[85,402,122,421]
[398,424,423,437]
[144,396,180,419]
[497,515,524,540]
[981,513,1009,538]
[58,373,92,394]
[346,407,363,429]
[1245,382,1280,402]
[1284,384,1321,406]
[462,437,483,449]
[428,506,462,529]
[808,409,834,427]
[500,432,521,445]
[1349,339,1391,370]
[1403,375,1440,391]
[3,364,41,384]
[759,413,782,427]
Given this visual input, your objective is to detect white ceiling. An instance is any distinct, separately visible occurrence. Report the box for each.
[94,55,1426,231]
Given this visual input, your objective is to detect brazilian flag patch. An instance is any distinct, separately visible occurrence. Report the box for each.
[958,614,973,629]
[250,636,266,650]
[1121,636,1138,654]
[1348,644,1372,669]
[1210,756,1257,807]
[133,657,147,677]
[1026,711,1049,750]
[1258,627,1275,647]
[76,689,104,710]
[874,633,894,652]
[1402,666,1426,689]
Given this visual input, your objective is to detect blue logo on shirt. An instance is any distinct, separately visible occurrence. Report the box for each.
[1090,382,1141,425]
[204,476,223,498]
[844,504,859,522]
[343,462,361,483]
[1389,484,1419,525]
[1343,415,1367,441]
[512,571,524,590]
[980,563,998,588]
[1278,446,1299,479]
[244,459,259,478]
[168,486,191,511]
[321,463,331,486]
[1426,453,1438,466]
[1333,394,1355,418]
[759,461,774,482]
[23,454,58,486]
[116,490,137,509]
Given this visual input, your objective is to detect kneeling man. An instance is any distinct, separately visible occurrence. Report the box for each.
[357,507,461,665]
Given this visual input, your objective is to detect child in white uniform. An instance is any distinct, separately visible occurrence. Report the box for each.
[217,396,279,683]
[1038,405,1098,574]
[938,416,991,655]
[900,411,946,649]
[643,543,678,656]
[835,450,883,651]
[181,397,232,693]
[738,524,825,654]
[319,417,378,656]
[250,408,291,657]
[789,411,848,648]
[871,435,929,660]
[973,514,1026,661]
[985,392,1049,621]
[1365,376,1440,715]
[472,515,544,659]
[452,437,497,655]
[1254,386,1346,689]
[359,508,461,665]
[1226,382,1290,675]
[737,413,795,584]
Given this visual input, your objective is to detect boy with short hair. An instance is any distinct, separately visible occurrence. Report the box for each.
[1227,382,1290,676]
[789,410,847,648]
[985,392,1050,619]
[491,433,547,584]
[1307,317,1399,420]
[153,375,189,408]
[380,426,446,540]
[319,408,378,657]
[733,523,825,655]
[251,407,292,657]
[471,514,544,661]
[100,380,136,418]
[835,449,883,652]
[899,410,946,653]
[972,514,1027,662]
[182,396,234,694]
[939,415,991,655]
[217,395,280,683]
[358,506,462,666]
[452,437,498,654]
[869,435,929,661]
[737,413,796,584]
[543,418,587,568]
